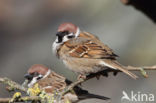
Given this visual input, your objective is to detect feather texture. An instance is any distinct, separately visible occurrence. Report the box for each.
[57,31,138,79]
[32,71,110,102]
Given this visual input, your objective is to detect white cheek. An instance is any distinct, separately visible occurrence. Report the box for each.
[62,33,74,42]
[28,77,37,88]
[75,28,80,37]
[62,35,69,42]
[52,33,74,54]
[68,33,74,36]
[52,37,62,55]
[43,70,51,78]
[55,37,58,43]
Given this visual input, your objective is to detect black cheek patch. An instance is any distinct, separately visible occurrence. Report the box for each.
[37,77,42,80]
[57,36,63,43]
[56,31,69,43]
[67,35,75,39]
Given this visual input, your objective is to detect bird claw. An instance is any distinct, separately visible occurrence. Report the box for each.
[95,75,101,80]
[9,92,22,103]
[102,72,109,77]
[113,71,119,76]
[77,74,86,81]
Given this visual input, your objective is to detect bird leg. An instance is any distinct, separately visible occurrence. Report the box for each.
[86,68,120,80]
[113,70,119,76]
[101,68,120,77]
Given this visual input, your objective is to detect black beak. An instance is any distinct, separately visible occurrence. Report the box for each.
[24,73,33,80]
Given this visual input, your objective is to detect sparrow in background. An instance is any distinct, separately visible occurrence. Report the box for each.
[52,22,138,79]
[24,64,110,102]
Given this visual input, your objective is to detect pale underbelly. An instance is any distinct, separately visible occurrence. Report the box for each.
[62,57,105,74]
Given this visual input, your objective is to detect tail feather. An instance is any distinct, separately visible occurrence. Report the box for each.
[117,65,138,79]
[72,85,110,101]
[101,60,138,79]
[79,93,110,100]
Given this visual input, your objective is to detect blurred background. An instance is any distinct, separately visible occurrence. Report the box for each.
[0,0,156,103]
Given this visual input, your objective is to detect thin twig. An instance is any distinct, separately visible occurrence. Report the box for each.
[0,77,27,92]
[126,65,156,71]
[0,96,40,103]
[61,65,156,96]
[0,65,156,103]
[61,78,85,95]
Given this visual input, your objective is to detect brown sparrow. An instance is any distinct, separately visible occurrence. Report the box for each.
[24,64,110,102]
[52,22,138,79]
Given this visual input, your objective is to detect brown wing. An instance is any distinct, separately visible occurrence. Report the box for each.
[37,71,66,93]
[79,31,100,40]
[65,33,118,60]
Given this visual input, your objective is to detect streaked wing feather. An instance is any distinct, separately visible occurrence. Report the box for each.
[66,36,118,60]
[37,72,66,93]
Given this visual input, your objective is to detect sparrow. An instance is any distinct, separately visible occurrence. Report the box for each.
[24,64,110,102]
[52,22,138,79]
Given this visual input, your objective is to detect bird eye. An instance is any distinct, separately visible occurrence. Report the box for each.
[33,72,39,76]
[56,31,69,36]
[62,31,69,34]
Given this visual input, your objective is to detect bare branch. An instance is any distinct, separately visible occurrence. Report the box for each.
[126,65,156,71]
[61,78,85,96]
[0,65,156,103]
[61,65,156,96]
[0,96,40,103]
[0,77,27,92]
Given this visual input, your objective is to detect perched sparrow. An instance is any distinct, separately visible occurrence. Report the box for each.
[52,22,138,79]
[24,64,110,102]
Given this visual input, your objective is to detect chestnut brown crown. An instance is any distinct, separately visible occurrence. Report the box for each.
[58,22,78,34]
[28,64,49,76]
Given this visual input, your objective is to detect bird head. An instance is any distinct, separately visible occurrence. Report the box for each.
[24,64,51,87]
[55,22,80,43]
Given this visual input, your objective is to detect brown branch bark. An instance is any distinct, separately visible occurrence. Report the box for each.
[0,96,40,103]
[62,65,156,96]
[0,65,156,103]
[126,65,156,71]
[0,77,27,92]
